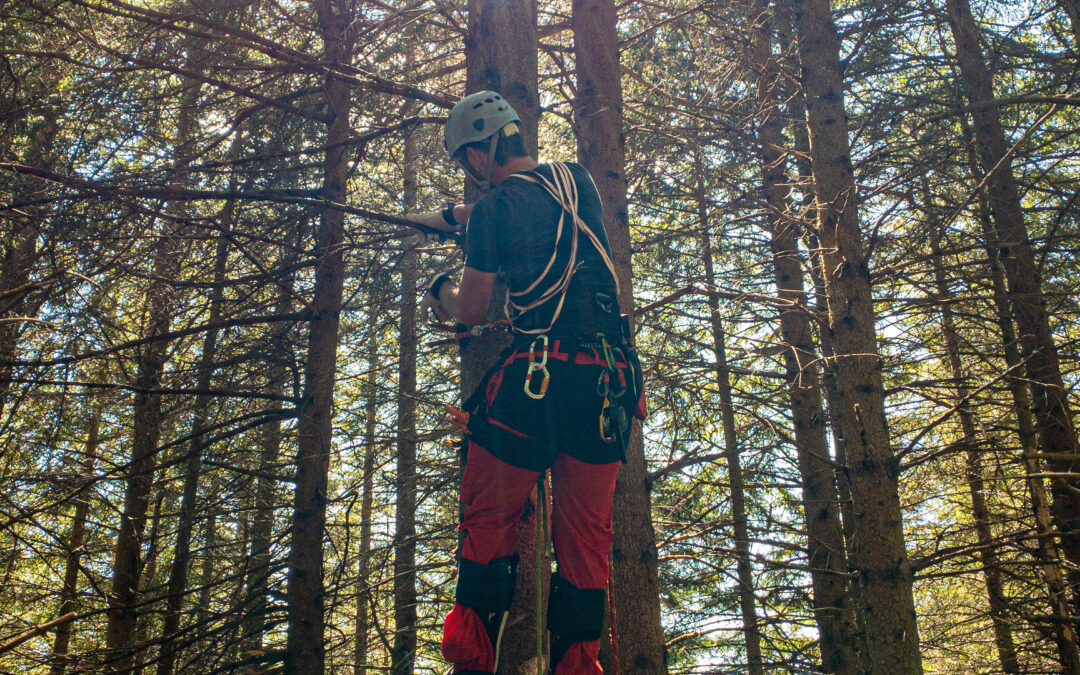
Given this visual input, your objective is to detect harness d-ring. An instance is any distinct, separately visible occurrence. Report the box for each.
[524,335,550,400]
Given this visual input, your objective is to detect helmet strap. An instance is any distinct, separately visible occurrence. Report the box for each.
[481,131,500,192]
[458,128,505,193]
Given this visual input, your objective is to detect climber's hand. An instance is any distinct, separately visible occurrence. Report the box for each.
[420,272,454,324]
[405,205,462,245]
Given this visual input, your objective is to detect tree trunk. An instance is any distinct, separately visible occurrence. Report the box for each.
[928,217,1019,673]
[243,252,296,653]
[50,403,99,675]
[571,1,668,671]
[391,127,420,675]
[463,2,542,672]
[104,214,181,673]
[945,0,1080,611]
[789,0,923,670]
[692,154,764,674]
[284,0,354,670]
[354,321,380,675]
[777,27,869,655]
[132,478,169,675]
[1058,0,1080,49]
[747,5,859,669]
[157,155,235,675]
[0,97,58,419]
[958,116,1080,673]
[775,16,868,652]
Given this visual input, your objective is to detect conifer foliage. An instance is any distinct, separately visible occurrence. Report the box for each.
[1,0,1079,672]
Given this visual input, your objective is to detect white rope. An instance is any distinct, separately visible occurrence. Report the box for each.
[506,163,620,335]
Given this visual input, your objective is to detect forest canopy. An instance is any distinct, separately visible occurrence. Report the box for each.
[1,0,1079,672]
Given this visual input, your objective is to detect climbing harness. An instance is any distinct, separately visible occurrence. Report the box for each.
[597,337,631,448]
[524,335,551,400]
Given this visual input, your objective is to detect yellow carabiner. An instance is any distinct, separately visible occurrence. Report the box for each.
[524,335,550,400]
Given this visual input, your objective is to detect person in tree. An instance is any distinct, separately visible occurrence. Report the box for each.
[409,91,645,674]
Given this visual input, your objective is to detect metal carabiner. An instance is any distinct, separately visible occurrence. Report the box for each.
[524,335,550,400]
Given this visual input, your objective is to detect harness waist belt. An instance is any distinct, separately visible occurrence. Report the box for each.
[513,285,621,338]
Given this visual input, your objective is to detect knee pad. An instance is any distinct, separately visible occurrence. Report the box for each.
[456,555,519,648]
[547,573,606,665]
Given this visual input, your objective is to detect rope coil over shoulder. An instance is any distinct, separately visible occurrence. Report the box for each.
[506,163,621,335]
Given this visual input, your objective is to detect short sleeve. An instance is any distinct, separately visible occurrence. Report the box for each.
[464,197,500,273]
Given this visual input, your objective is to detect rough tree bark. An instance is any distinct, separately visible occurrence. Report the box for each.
[284,0,354,670]
[134,487,171,675]
[775,15,870,655]
[748,4,858,669]
[788,0,923,670]
[571,0,669,671]
[945,0,1080,611]
[104,144,187,675]
[462,1,543,671]
[391,127,419,675]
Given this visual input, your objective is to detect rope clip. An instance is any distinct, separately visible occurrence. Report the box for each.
[524,335,550,400]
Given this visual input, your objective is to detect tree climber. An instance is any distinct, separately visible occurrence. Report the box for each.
[408,91,645,674]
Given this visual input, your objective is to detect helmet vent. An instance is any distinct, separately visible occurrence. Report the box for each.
[472,102,483,109]
[473,119,485,131]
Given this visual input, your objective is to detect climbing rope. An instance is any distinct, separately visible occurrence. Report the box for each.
[507,163,621,335]
[536,473,548,675]
[424,319,510,348]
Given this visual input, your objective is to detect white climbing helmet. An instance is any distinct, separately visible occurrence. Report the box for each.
[444,91,522,191]
[444,91,521,159]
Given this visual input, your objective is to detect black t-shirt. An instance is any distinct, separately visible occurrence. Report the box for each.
[464,162,618,331]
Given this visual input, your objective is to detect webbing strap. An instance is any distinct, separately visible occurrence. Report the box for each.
[507,163,621,335]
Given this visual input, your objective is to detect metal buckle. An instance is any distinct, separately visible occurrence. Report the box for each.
[524,335,550,400]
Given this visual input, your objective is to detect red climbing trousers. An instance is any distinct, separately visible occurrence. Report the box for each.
[441,338,643,674]
[441,443,619,673]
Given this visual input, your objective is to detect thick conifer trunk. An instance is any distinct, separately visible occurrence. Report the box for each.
[571,0,668,671]
[958,119,1080,672]
[747,5,858,669]
[104,207,181,673]
[945,0,1080,610]
[284,0,354,670]
[462,2,542,671]
[788,0,923,670]
[243,255,295,653]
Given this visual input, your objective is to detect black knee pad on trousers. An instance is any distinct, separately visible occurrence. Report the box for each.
[547,573,606,665]
[457,555,518,647]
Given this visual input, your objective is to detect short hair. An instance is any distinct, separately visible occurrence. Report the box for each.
[455,132,529,166]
